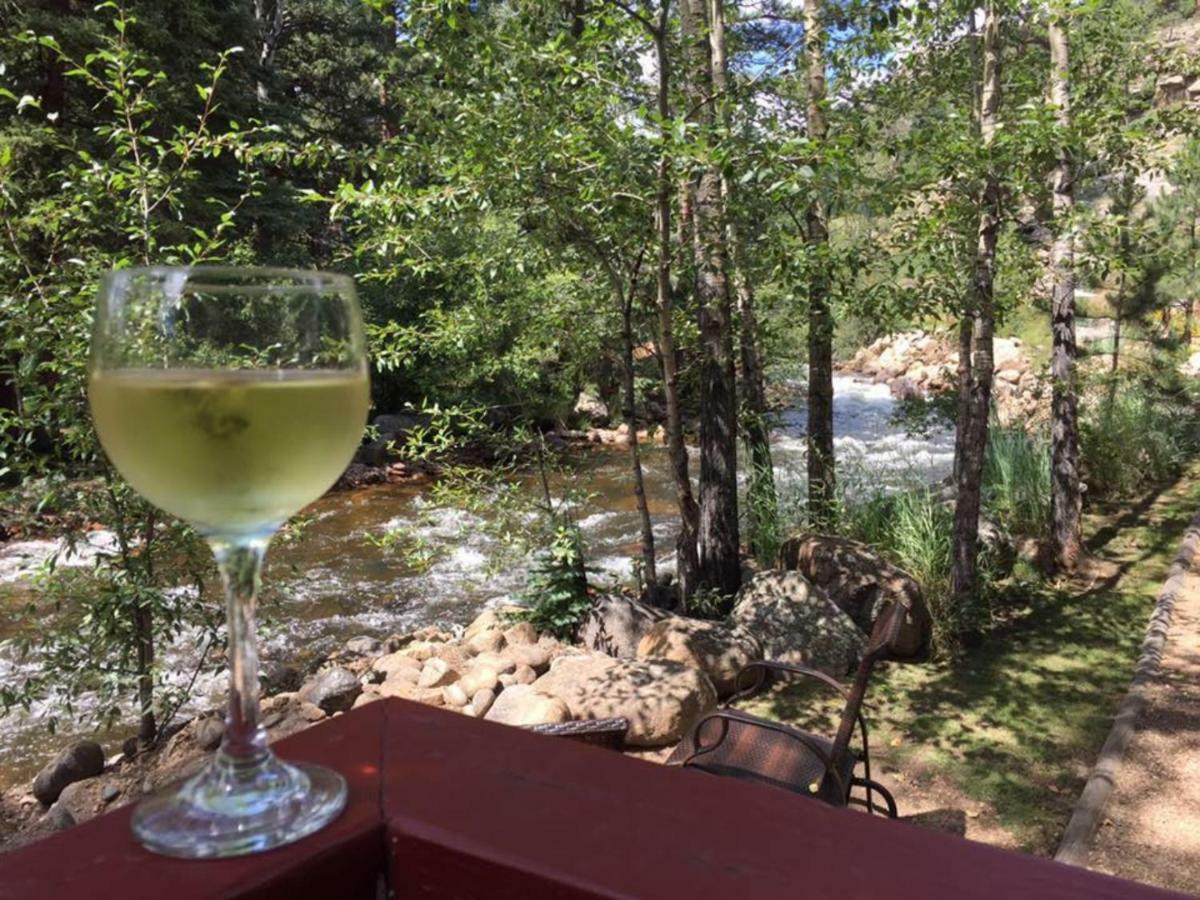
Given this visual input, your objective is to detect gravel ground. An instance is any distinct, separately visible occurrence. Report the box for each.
[1088,571,1200,896]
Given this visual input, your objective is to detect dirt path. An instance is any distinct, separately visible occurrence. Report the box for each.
[1087,567,1200,895]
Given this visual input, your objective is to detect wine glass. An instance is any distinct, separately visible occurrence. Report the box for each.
[88,266,370,858]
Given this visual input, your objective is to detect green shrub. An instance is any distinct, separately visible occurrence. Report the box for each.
[1081,384,1197,499]
[512,519,591,640]
[983,427,1051,539]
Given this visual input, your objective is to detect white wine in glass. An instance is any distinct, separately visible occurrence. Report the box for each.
[88,267,369,858]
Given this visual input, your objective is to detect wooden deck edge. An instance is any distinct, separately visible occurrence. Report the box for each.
[1054,508,1200,867]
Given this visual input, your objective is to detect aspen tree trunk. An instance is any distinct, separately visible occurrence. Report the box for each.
[951,2,1001,617]
[681,0,741,596]
[652,8,700,607]
[708,0,776,558]
[1048,8,1084,573]
[805,0,836,528]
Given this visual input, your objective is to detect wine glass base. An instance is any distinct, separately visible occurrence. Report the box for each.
[131,753,347,859]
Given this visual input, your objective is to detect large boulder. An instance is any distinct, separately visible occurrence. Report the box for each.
[573,390,610,426]
[484,685,571,727]
[32,741,105,805]
[730,572,863,676]
[777,534,923,635]
[636,617,762,698]
[576,594,672,659]
[532,655,717,747]
[298,667,362,715]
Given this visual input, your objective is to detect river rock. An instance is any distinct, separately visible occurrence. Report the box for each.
[502,642,551,673]
[418,658,459,688]
[464,607,522,642]
[636,618,762,699]
[373,651,423,683]
[513,663,537,685]
[574,390,610,425]
[443,683,470,707]
[471,688,496,717]
[344,635,383,658]
[353,687,382,709]
[401,641,437,662]
[484,685,571,726]
[532,656,716,747]
[730,572,863,676]
[576,594,672,658]
[373,411,431,441]
[377,680,446,706]
[459,664,502,696]
[467,629,506,656]
[503,621,539,646]
[32,741,105,805]
[298,667,362,715]
[52,779,97,826]
[353,438,392,467]
[777,534,923,635]
[196,715,225,752]
[471,651,518,676]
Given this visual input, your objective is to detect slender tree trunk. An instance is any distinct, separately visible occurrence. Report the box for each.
[708,0,776,557]
[1109,174,1133,395]
[1185,218,1195,346]
[608,265,658,594]
[951,2,1001,617]
[651,14,700,607]
[1048,10,1083,574]
[134,599,156,746]
[1110,271,1124,376]
[805,0,836,528]
[254,0,286,105]
[682,0,740,596]
[953,316,973,485]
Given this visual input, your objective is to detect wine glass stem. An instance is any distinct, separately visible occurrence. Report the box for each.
[210,536,271,764]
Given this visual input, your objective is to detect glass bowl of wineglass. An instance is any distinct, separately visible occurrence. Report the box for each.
[88,266,369,858]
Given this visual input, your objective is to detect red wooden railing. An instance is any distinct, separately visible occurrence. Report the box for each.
[0,699,1186,899]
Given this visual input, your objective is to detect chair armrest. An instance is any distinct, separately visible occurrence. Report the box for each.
[729,660,849,705]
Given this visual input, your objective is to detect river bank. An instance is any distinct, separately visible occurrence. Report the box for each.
[0,373,957,796]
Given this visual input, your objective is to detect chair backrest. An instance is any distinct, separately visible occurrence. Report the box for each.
[865,589,932,664]
[828,591,931,778]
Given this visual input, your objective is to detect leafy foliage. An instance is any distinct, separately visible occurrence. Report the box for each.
[512,518,591,640]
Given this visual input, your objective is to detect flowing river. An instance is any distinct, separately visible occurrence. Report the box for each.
[0,375,954,791]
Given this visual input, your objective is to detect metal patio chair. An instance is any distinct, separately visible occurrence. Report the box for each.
[666,590,931,817]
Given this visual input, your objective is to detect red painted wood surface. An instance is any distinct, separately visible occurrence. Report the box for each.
[0,699,1189,899]
[0,701,386,900]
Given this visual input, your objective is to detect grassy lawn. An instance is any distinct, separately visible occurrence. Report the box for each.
[742,466,1200,854]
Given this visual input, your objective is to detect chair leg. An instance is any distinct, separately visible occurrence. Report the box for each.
[849,777,898,818]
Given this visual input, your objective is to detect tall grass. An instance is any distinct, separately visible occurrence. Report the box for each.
[838,487,966,654]
[983,426,1051,539]
[1082,384,1197,500]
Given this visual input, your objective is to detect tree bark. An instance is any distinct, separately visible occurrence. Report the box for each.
[134,597,156,747]
[254,0,287,105]
[708,0,776,557]
[682,0,740,596]
[1048,9,1083,574]
[951,2,1001,616]
[1187,217,1196,346]
[610,266,658,594]
[647,10,700,607]
[1109,173,1134,394]
[805,0,836,528]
